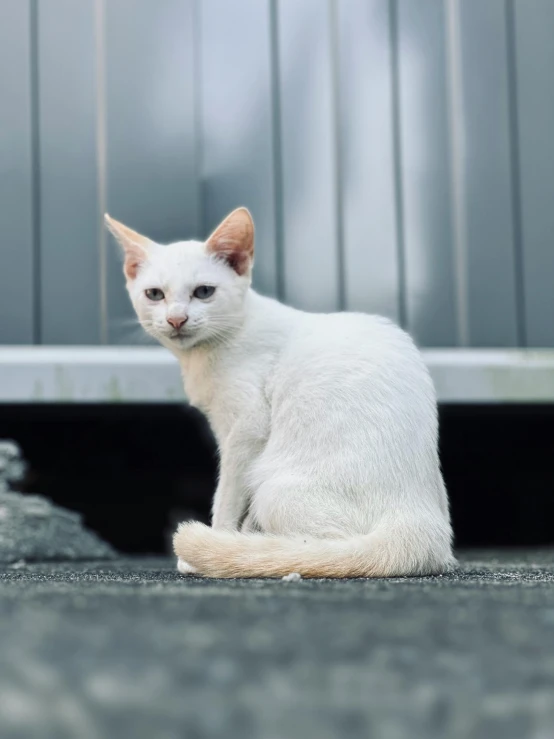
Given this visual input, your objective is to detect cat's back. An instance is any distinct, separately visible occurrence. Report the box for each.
[287,310,424,373]
[273,309,435,413]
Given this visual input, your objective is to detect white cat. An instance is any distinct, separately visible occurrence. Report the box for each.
[106,208,455,578]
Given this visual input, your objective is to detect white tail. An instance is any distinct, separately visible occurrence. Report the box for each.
[173,521,455,579]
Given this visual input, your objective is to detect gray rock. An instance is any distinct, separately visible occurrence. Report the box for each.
[0,490,116,563]
[0,439,115,563]
[0,440,26,488]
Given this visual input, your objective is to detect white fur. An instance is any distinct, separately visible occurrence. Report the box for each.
[115,214,455,579]
[177,558,197,575]
[282,573,302,582]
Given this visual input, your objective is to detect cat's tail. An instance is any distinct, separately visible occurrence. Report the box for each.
[173,521,455,579]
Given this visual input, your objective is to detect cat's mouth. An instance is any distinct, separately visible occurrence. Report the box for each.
[169,329,194,342]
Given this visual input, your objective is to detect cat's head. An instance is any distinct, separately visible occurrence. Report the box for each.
[105,208,254,351]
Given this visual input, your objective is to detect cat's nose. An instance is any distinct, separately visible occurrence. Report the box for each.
[167,316,187,330]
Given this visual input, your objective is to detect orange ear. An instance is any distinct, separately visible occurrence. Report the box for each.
[105,214,152,280]
[206,208,254,276]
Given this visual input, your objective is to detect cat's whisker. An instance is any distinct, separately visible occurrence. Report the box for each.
[110,317,145,328]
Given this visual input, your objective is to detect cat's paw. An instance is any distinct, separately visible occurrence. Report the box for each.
[177,557,197,576]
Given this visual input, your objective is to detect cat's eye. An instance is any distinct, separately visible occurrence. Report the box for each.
[145,288,165,301]
[193,285,216,300]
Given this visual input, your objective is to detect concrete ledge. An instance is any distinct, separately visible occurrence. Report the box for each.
[0,347,184,403]
[425,349,554,403]
[1,346,554,403]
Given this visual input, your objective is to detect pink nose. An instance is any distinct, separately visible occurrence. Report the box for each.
[167,316,187,330]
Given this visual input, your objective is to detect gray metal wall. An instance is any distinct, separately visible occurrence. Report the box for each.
[1,0,553,347]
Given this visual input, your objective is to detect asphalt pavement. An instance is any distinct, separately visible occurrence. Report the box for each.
[1,550,554,739]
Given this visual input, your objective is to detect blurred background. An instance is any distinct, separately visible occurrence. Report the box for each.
[1,0,554,553]
[3,0,554,348]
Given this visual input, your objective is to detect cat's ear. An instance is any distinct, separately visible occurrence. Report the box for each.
[104,214,152,280]
[206,208,254,276]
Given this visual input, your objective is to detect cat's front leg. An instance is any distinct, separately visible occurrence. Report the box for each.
[211,419,268,530]
[176,419,266,574]
[177,558,197,575]
[211,458,250,530]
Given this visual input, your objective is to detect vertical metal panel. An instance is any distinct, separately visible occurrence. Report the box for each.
[278,0,340,312]
[0,0,35,343]
[37,0,101,344]
[396,0,457,346]
[199,0,278,298]
[513,0,554,346]
[105,0,198,344]
[3,0,554,352]
[457,0,519,347]
[337,0,399,320]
